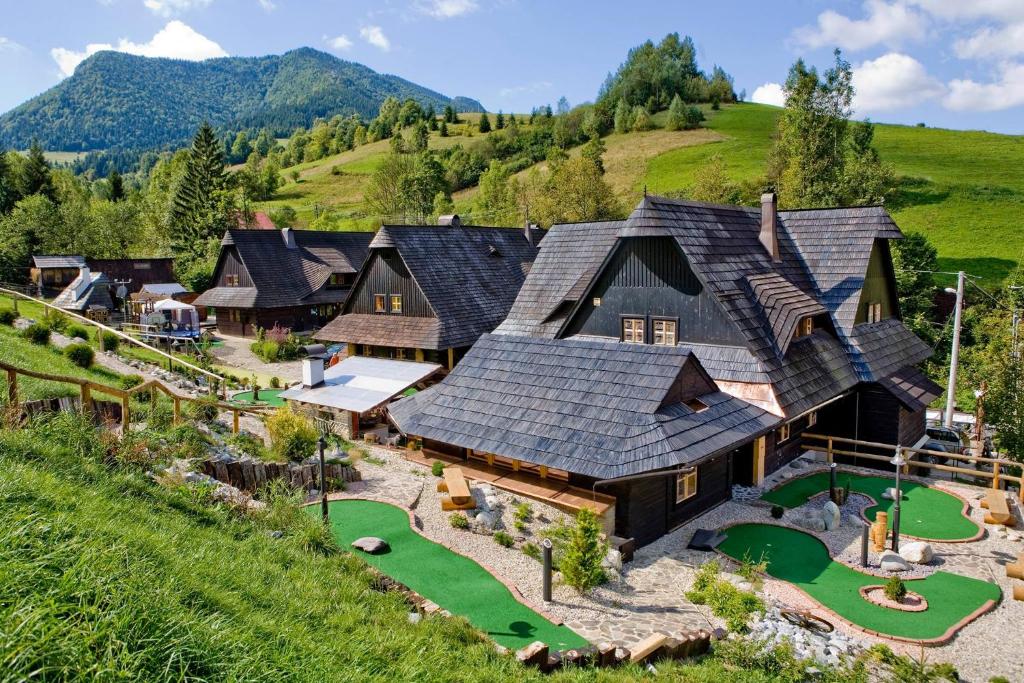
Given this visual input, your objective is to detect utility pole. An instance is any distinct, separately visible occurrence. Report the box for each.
[944,270,966,428]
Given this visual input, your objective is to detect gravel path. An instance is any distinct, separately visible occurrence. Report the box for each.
[208,334,303,384]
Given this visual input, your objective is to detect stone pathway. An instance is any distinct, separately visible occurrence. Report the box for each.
[208,334,303,384]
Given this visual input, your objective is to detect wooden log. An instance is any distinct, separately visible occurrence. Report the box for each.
[232,410,239,434]
[1006,563,1024,580]
[515,642,548,668]
[629,633,668,664]
[441,497,477,512]
[253,462,266,489]
[241,460,255,491]
[1014,584,1024,601]
[226,460,244,489]
[213,460,229,483]
[596,642,617,668]
[80,384,92,417]
[7,368,17,406]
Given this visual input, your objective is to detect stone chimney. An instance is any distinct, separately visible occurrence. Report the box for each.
[523,220,534,247]
[281,227,297,249]
[72,265,91,301]
[759,192,780,262]
[302,356,324,388]
[437,214,461,228]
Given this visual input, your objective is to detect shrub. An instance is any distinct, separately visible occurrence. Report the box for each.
[251,339,280,363]
[560,508,608,593]
[449,513,469,529]
[0,308,16,325]
[737,550,768,587]
[884,576,907,602]
[266,407,318,462]
[146,400,174,431]
[65,324,91,340]
[187,396,220,424]
[431,461,445,477]
[513,501,532,523]
[493,531,514,548]
[270,376,281,389]
[521,542,541,561]
[23,323,51,345]
[44,312,69,333]
[100,331,119,352]
[230,432,269,460]
[513,519,527,532]
[686,560,765,633]
[770,505,784,519]
[64,343,95,368]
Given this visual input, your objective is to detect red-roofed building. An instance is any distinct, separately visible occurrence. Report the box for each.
[237,211,276,230]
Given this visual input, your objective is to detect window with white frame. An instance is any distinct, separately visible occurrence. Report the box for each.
[622,317,645,344]
[373,294,386,313]
[653,319,677,346]
[676,469,698,504]
[390,294,403,314]
[866,302,882,323]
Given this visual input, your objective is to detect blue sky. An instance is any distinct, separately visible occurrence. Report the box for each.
[1,0,1023,134]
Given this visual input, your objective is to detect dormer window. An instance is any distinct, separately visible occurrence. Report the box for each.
[327,273,349,289]
[622,317,644,344]
[794,317,814,338]
[390,294,403,314]
[653,319,677,346]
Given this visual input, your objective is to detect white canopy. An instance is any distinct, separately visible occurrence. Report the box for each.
[153,298,194,311]
[280,356,442,414]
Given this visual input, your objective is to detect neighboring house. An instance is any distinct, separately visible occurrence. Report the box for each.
[52,265,114,319]
[31,255,86,295]
[237,211,276,230]
[314,220,543,371]
[390,194,940,546]
[86,258,176,295]
[128,283,204,322]
[193,227,373,337]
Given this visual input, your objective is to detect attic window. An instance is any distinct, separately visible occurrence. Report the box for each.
[794,317,814,338]
[866,302,883,323]
[390,294,403,314]
[225,274,240,287]
[592,297,602,307]
[653,319,677,346]
[622,317,644,344]
[373,294,386,313]
[685,398,708,413]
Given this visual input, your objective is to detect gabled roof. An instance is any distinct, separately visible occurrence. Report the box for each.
[740,272,828,356]
[193,229,373,310]
[847,318,932,382]
[317,224,542,349]
[389,334,779,479]
[52,271,112,311]
[33,255,85,269]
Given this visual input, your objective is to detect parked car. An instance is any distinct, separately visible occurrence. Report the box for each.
[925,426,967,455]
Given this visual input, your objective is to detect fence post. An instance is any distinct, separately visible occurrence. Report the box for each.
[6,368,17,407]
[80,383,92,417]
[901,448,910,475]
[232,409,239,434]
[826,436,833,466]
[992,461,1000,490]
[173,397,181,425]
[121,395,130,431]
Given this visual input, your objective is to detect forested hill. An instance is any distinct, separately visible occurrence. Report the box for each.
[0,47,484,151]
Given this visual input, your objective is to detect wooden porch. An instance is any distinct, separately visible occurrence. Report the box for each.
[406,449,616,517]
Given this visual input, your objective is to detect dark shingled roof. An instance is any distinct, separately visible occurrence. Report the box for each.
[193,229,373,310]
[317,225,542,349]
[847,318,933,382]
[877,365,943,411]
[389,334,779,479]
[33,255,85,268]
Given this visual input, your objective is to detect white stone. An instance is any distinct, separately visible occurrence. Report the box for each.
[475,511,497,530]
[602,548,623,572]
[899,541,934,564]
[881,487,902,501]
[351,536,389,554]
[879,550,910,572]
[821,501,841,530]
[792,509,826,532]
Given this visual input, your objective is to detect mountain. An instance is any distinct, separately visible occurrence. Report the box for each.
[0,47,484,151]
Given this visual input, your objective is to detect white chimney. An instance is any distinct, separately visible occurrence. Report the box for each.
[72,265,91,301]
[759,192,780,262]
[282,227,297,249]
[302,357,324,388]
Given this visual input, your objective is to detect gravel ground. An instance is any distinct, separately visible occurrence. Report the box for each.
[333,447,1024,682]
[208,334,303,384]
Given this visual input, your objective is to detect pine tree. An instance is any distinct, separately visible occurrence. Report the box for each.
[171,123,231,256]
[560,508,608,593]
[0,149,19,215]
[613,98,630,134]
[106,169,125,202]
[478,113,492,134]
[665,94,686,131]
[630,105,653,132]
[495,111,505,130]
[439,121,449,138]
[20,140,55,201]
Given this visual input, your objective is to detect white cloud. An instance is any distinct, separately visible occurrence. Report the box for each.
[852,52,945,111]
[51,20,227,77]
[258,0,275,10]
[360,25,390,51]
[143,0,213,17]
[944,61,1024,111]
[418,0,477,19]
[498,81,552,98]
[0,36,25,52]
[751,82,785,107]
[327,34,352,51]
[793,0,928,51]
[954,23,1024,59]
[908,0,1024,22]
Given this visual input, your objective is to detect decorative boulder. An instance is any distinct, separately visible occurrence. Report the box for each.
[821,501,842,531]
[351,536,389,554]
[879,550,910,572]
[793,510,826,532]
[602,548,623,572]
[475,511,498,530]
[881,488,903,501]
[899,541,934,564]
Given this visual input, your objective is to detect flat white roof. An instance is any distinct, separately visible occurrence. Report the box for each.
[280,355,442,414]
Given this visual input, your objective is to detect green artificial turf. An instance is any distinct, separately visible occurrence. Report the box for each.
[761,472,980,541]
[319,499,587,651]
[229,389,286,407]
[718,524,1000,641]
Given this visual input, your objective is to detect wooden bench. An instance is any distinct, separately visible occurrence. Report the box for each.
[982,492,1015,526]
[437,466,475,511]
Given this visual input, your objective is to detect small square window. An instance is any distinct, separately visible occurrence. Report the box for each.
[390,295,403,314]
[653,319,677,346]
[622,317,644,344]
[676,469,698,504]
[866,302,883,323]
[807,411,818,428]
[778,423,791,442]
[395,348,406,360]
[593,297,602,307]
[373,294,386,313]
[225,274,240,287]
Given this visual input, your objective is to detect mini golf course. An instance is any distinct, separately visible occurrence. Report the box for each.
[229,389,286,407]
[761,472,980,541]
[318,499,587,651]
[718,524,1000,642]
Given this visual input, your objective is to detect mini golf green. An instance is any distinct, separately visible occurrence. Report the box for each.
[229,389,286,407]
[718,524,999,642]
[317,499,587,651]
[761,472,980,541]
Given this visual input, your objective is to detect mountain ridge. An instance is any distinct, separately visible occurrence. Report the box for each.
[0,47,484,151]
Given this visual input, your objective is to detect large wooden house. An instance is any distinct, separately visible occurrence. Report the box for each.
[390,194,940,546]
[193,228,373,337]
[315,221,543,370]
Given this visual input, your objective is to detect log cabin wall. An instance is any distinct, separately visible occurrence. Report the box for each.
[347,249,432,317]
[564,237,748,347]
[215,247,254,287]
[666,453,731,530]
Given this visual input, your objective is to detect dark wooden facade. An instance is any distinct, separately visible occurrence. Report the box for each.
[86,258,176,295]
[348,250,433,318]
[212,305,340,337]
[855,241,899,324]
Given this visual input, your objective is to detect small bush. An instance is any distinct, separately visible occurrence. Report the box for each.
[449,513,469,529]
[686,559,765,632]
[737,550,768,587]
[230,432,269,460]
[64,343,95,368]
[65,324,91,340]
[884,576,907,602]
[513,519,527,532]
[560,508,608,593]
[513,501,533,523]
[269,376,281,389]
[23,323,51,345]
[100,331,119,352]
[0,308,16,325]
[44,312,69,333]
[521,542,541,561]
[431,461,445,477]
[146,401,174,431]
[266,406,318,462]
[120,374,145,391]
[493,531,514,548]
[770,505,784,519]
[187,396,220,424]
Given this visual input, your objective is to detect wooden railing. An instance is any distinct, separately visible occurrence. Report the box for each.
[1,360,271,434]
[804,432,1024,502]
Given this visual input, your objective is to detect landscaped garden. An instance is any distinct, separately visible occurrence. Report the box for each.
[317,499,588,651]
[761,471,981,541]
[229,388,287,407]
[718,524,1000,642]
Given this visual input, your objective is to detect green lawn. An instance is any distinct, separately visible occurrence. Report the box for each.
[761,472,980,542]
[230,388,286,407]
[318,499,587,651]
[718,524,999,641]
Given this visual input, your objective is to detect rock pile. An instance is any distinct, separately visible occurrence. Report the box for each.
[747,606,865,669]
[466,483,503,532]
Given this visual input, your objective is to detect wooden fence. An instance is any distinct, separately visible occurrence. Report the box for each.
[804,432,1024,502]
[1,360,270,434]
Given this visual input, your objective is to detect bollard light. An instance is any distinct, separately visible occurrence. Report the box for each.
[318,436,329,522]
[542,538,553,602]
[890,447,906,552]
